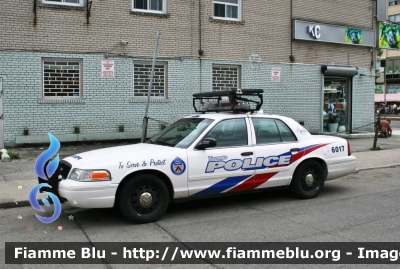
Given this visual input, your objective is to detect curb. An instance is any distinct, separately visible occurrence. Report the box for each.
[0,198,67,209]
[354,163,400,173]
[0,200,34,209]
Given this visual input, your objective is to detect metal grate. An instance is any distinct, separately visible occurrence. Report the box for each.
[212,65,240,91]
[43,59,82,98]
[134,63,166,97]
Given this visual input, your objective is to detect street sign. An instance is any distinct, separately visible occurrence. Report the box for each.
[101,60,115,78]
[271,67,281,82]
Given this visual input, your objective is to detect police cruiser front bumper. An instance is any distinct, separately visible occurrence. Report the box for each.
[58,179,117,208]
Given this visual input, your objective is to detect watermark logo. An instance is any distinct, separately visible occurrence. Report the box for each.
[29,133,62,224]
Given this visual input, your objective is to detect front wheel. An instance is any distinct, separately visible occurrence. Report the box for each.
[290,160,325,199]
[118,174,169,223]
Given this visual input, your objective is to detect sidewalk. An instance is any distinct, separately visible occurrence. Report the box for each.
[1,136,400,209]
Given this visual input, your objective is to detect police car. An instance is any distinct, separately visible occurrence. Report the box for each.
[46,89,356,223]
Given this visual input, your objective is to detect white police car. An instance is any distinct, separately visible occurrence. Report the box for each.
[48,89,356,223]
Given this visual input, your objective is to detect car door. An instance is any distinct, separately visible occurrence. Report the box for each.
[187,117,256,197]
[249,117,302,189]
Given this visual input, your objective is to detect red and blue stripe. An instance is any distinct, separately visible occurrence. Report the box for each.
[192,143,329,196]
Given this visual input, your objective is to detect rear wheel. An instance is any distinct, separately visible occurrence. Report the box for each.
[290,160,325,199]
[119,174,169,223]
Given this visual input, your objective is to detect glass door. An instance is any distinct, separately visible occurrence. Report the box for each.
[323,77,350,133]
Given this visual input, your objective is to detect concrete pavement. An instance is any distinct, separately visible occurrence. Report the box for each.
[1,134,400,209]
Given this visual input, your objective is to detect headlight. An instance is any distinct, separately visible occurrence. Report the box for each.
[68,169,111,181]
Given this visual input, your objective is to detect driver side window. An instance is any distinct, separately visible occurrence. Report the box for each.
[205,118,248,147]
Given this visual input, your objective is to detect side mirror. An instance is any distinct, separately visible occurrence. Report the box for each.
[195,137,217,150]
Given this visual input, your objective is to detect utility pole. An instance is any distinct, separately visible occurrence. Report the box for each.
[141,31,161,143]
[372,112,381,149]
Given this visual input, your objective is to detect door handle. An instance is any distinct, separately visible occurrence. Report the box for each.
[290,148,299,152]
[241,152,253,156]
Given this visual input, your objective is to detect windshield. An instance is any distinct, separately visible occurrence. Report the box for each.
[147,118,214,148]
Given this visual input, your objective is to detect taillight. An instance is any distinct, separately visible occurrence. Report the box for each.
[347,140,351,156]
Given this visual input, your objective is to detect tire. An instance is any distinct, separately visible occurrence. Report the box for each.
[290,160,325,199]
[118,174,169,223]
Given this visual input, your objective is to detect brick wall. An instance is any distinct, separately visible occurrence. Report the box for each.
[0,52,201,145]
[0,0,376,145]
[1,0,375,67]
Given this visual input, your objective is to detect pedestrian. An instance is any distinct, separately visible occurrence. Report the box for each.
[380,103,385,114]
[393,103,398,114]
[379,119,392,138]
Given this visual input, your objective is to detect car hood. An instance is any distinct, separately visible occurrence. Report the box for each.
[63,143,185,168]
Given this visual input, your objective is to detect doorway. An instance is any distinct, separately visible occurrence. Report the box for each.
[323,76,351,133]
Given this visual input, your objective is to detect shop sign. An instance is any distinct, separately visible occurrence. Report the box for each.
[308,25,321,39]
[293,20,375,47]
[379,22,400,49]
[102,60,115,78]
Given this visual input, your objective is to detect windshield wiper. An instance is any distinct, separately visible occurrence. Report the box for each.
[154,140,173,147]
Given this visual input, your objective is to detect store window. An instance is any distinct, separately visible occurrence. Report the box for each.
[323,77,349,133]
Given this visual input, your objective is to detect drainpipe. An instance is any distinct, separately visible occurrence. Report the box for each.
[198,0,203,92]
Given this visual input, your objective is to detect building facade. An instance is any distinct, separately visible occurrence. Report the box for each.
[376,0,400,105]
[0,0,377,147]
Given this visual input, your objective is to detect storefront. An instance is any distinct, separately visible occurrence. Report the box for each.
[321,65,358,133]
[293,20,375,134]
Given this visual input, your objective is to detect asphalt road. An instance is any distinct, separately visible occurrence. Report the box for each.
[1,168,400,268]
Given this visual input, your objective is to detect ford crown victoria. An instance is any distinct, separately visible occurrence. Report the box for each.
[41,90,356,223]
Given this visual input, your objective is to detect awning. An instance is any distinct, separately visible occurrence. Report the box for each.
[321,65,358,77]
[374,93,400,102]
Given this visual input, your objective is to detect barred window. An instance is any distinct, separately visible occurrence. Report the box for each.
[42,59,82,98]
[133,62,167,98]
[42,0,83,6]
[212,65,241,91]
[133,0,166,13]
